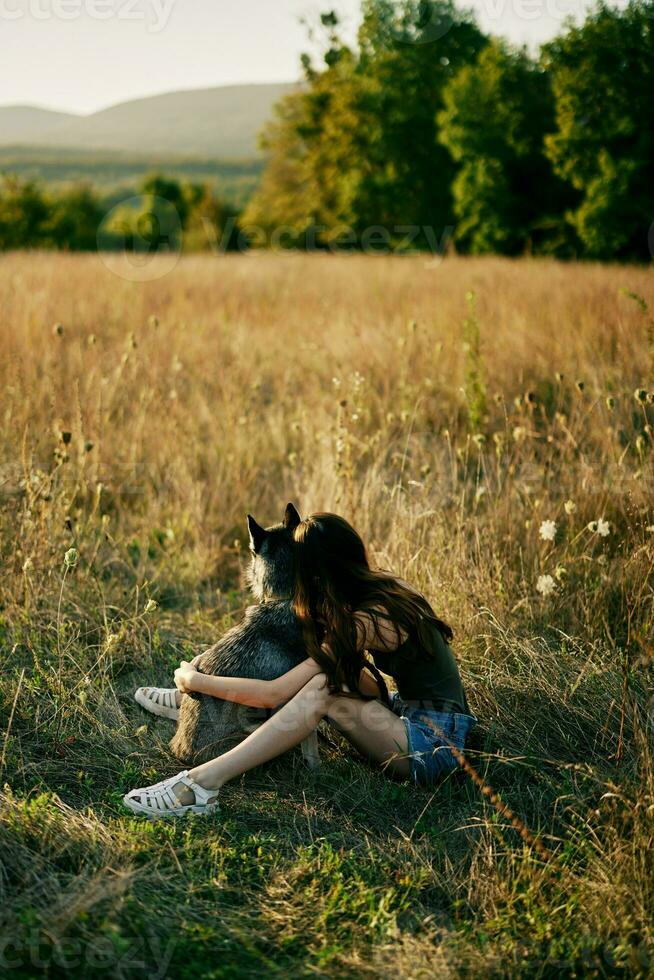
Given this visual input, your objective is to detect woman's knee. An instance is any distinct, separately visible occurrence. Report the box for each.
[300,672,335,712]
[304,672,331,696]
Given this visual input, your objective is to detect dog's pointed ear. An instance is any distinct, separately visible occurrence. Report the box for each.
[247,514,267,553]
[283,502,301,533]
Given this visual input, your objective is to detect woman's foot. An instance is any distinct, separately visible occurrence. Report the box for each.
[123,771,220,819]
[134,687,181,721]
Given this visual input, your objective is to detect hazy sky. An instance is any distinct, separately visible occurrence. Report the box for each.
[0,0,613,115]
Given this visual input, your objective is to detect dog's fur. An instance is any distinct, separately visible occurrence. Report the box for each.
[170,503,320,767]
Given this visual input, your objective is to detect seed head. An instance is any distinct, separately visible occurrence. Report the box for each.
[64,548,78,568]
[634,388,647,404]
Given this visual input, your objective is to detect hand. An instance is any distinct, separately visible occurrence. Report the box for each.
[174,660,199,694]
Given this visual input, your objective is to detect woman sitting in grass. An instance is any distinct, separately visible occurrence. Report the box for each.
[123,513,477,817]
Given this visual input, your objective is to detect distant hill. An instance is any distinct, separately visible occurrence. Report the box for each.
[0,83,295,158]
[0,105,77,144]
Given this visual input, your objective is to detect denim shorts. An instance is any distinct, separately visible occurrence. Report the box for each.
[390,693,478,785]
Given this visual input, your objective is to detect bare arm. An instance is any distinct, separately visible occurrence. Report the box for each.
[175,658,323,709]
[176,638,384,707]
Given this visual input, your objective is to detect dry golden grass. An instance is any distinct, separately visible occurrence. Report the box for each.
[1,251,653,977]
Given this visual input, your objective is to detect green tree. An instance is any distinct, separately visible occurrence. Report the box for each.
[245,2,486,247]
[0,176,49,249]
[183,185,241,252]
[47,185,103,251]
[243,54,353,244]
[349,0,486,237]
[140,174,190,229]
[543,0,654,260]
[438,40,572,254]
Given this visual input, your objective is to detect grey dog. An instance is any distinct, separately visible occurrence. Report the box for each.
[170,503,320,768]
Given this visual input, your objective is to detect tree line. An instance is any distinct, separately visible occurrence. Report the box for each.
[0,174,239,253]
[244,0,654,261]
[1,0,652,261]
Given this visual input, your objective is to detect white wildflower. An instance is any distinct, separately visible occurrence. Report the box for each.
[564,500,576,515]
[597,518,610,537]
[539,520,557,542]
[536,574,556,597]
[144,599,158,613]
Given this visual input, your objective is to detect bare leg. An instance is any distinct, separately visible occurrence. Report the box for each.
[188,672,411,791]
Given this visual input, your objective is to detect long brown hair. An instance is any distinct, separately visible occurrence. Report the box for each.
[292,513,453,699]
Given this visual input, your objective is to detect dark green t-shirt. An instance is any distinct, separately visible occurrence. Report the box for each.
[370,620,469,714]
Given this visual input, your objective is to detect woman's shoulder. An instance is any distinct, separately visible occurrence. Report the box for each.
[354,606,408,653]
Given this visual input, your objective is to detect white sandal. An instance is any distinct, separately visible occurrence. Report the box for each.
[123,770,220,819]
[134,687,180,721]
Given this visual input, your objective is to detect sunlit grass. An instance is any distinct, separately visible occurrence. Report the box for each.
[0,251,653,976]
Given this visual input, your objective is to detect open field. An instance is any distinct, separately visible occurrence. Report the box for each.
[1,251,653,977]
